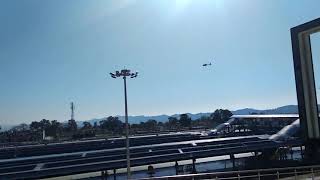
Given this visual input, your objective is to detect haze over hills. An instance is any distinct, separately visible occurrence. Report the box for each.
[232,105,298,115]
[0,105,299,130]
[84,105,299,125]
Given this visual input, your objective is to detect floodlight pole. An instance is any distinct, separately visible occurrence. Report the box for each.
[110,69,138,179]
[123,75,130,179]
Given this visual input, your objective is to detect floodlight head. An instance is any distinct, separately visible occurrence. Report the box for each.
[110,72,117,79]
[121,69,131,76]
[130,72,138,78]
[110,69,138,79]
[116,71,121,77]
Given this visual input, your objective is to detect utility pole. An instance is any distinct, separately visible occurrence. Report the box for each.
[71,102,75,120]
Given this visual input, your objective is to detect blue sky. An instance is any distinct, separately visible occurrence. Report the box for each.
[0,0,320,125]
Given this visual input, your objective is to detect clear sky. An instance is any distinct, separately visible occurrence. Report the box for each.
[0,0,320,125]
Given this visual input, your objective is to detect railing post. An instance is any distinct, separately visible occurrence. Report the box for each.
[300,146,304,159]
[149,164,320,180]
[113,169,117,180]
[175,161,179,175]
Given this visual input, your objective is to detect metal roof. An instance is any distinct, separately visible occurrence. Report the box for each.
[0,135,302,179]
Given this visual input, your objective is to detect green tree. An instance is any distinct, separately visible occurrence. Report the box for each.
[210,109,233,124]
[179,114,192,128]
[30,121,42,132]
[40,119,51,129]
[67,119,78,133]
[30,121,43,140]
[144,119,158,131]
[11,123,29,131]
[167,117,179,130]
[93,122,98,129]
[48,120,62,138]
[82,121,92,130]
[99,116,124,135]
[221,109,233,122]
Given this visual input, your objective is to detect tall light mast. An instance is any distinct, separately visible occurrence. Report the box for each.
[109,69,138,179]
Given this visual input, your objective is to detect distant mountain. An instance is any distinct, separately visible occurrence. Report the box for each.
[1,105,299,129]
[81,112,212,126]
[266,105,298,114]
[232,108,261,115]
[233,105,298,115]
[0,124,15,131]
[81,105,299,126]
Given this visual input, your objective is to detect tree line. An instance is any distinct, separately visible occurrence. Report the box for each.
[0,109,232,143]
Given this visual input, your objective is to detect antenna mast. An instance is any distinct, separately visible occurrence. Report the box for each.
[71,102,75,120]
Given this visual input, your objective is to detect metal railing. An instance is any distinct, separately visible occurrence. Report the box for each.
[140,164,320,180]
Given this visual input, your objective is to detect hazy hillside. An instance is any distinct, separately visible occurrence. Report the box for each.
[82,105,299,126]
[1,105,299,129]
[233,105,298,115]
[83,113,212,125]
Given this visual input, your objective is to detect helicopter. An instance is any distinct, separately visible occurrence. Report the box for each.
[202,62,212,67]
